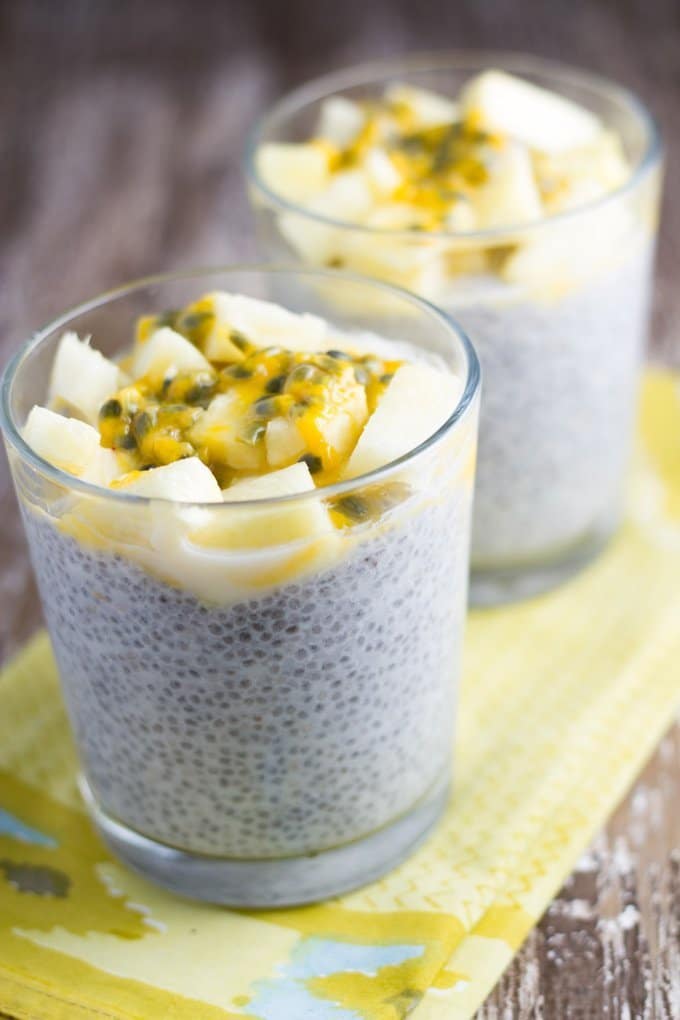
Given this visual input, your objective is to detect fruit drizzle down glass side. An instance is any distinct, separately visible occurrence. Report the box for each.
[98,297,404,520]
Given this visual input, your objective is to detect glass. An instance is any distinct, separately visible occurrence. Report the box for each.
[246,53,663,603]
[0,265,480,906]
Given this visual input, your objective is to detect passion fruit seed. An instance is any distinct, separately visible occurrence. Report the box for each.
[114,430,138,451]
[326,349,351,360]
[244,422,267,445]
[252,396,281,419]
[184,379,217,405]
[99,398,123,419]
[132,410,154,439]
[334,494,370,522]
[179,310,214,334]
[265,374,287,395]
[287,363,325,387]
[229,331,252,352]
[222,364,252,380]
[299,453,323,474]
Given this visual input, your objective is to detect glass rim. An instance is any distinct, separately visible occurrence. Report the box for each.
[244,49,663,241]
[0,262,480,509]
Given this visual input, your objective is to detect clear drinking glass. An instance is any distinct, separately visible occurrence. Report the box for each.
[245,53,663,603]
[0,266,480,906]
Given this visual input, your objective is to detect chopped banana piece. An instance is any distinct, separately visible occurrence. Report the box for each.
[199,462,334,548]
[265,416,306,467]
[502,203,634,294]
[114,457,223,502]
[473,142,543,228]
[209,292,328,353]
[280,169,374,263]
[189,392,265,473]
[23,405,109,478]
[363,148,402,196]
[256,142,331,202]
[385,82,459,129]
[49,332,122,425]
[344,363,463,480]
[133,327,212,379]
[317,96,365,147]
[460,70,601,154]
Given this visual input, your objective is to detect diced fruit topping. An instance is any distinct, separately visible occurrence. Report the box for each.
[182,462,334,553]
[256,69,631,270]
[343,362,463,480]
[113,457,223,502]
[256,142,332,203]
[133,326,213,379]
[317,96,366,147]
[385,83,459,130]
[23,405,120,484]
[24,291,462,542]
[49,332,123,426]
[459,71,601,154]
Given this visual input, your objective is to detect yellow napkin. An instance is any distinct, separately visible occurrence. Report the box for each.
[1,371,679,1020]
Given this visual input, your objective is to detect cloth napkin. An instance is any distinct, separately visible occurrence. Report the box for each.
[1,370,679,1020]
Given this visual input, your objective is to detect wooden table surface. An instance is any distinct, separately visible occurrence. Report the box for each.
[1,1,678,1016]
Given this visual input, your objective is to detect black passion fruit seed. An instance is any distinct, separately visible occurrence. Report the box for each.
[326,349,351,360]
[230,331,251,352]
[223,364,252,380]
[265,374,287,395]
[244,422,266,444]
[334,495,370,522]
[179,310,214,334]
[185,379,216,405]
[299,453,323,474]
[287,364,324,387]
[253,396,280,419]
[114,430,138,451]
[99,398,122,419]
[133,411,153,439]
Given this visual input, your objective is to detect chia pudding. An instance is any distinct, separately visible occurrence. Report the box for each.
[1,270,479,903]
[248,56,662,598]
[453,241,653,569]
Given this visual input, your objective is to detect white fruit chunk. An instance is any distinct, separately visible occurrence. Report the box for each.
[133,327,212,379]
[385,82,459,128]
[23,405,119,483]
[343,363,463,479]
[256,142,330,203]
[189,392,263,472]
[317,96,365,146]
[203,322,247,363]
[48,331,122,426]
[115,457,222,502]
[216,462,333,548]
[461,71,601,154]
[265,416,306,467]
[535,130,631,214]
[279,169,374,264]
[474,143,543,228]
[363,148,402,196]
[208,291,328,353]
[502,202,634,296]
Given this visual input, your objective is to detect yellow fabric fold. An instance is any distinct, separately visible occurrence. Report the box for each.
[1,370,678,1020]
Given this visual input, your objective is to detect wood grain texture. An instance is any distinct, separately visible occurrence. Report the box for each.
[0,2,678,1017]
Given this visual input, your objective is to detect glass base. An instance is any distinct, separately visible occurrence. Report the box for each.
[470,523,615,607]
[79,773,450,907]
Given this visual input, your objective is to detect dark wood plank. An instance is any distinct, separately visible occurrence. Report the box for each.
[0,2,678,1016]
